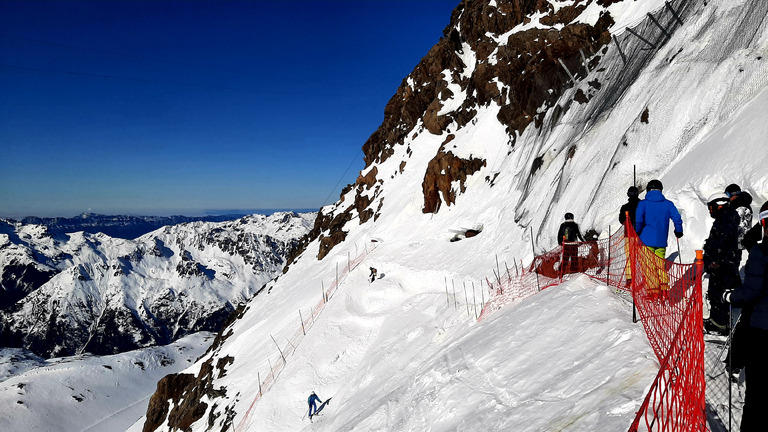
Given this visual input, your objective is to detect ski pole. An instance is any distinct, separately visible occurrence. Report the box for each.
[676,238,682,264]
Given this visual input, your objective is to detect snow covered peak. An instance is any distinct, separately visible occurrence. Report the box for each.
[0,212,315,358]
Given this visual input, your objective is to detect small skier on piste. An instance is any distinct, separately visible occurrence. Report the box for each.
[307,391,323,419]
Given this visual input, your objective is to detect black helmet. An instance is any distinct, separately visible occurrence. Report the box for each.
[725,183,741,196]
[646,179,663,192]
[627,186,639,197]
[564,212,574,220]
[760,201,768,226]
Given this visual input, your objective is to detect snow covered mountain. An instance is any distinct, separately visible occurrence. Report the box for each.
[0,212,315,358]
[118,0,767,430]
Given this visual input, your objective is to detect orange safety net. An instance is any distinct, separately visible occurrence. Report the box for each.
[479,220,707,432]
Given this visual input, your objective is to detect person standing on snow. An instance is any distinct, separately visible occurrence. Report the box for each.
[725,183,753,261]
[722,201,768,432]
[307,391,324,418]
[558,213,584,273]
[634,180,684,294]
[619,186,641,284]
[703,193,741,335]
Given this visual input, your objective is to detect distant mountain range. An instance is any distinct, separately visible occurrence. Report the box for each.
[0,212,316,358]
[6,212,316,240]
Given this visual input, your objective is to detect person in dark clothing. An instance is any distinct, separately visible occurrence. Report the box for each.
[369,267,378,283]
[619,186,641,284]
[743,222,764,251]
[722,201,768,432]
[308,391,324,418]
[725,183,754,261]
[703,192,741,335]
[558,213,584,273]
[619,186,641,230]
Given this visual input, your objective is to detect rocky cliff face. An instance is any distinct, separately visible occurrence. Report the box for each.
[291,0,613,260]
[0,212,314,358]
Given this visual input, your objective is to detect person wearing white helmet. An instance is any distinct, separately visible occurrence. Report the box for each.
[703,192,741,335]
[307,391,324,419]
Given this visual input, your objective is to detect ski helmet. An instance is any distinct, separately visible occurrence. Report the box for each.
[627,186,639,197]
[707,192,730,215]
[564,212,574,220]
[760,201,768,228]
[646,179,663,192]
[725,183,741,196]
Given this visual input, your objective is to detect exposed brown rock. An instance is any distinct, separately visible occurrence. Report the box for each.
[641,107,650,123]
[143,373,197,432]
[356,166,378,189]
[422,135,487,213]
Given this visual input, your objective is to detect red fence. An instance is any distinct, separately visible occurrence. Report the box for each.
[234,242,377,432]
[479,222,707,431]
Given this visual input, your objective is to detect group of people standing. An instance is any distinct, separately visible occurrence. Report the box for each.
[614,180,766,431]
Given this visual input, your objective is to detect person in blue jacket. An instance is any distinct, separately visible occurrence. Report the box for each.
[634,179,684,293]
[722,201,768,432]
[307,391,324,418]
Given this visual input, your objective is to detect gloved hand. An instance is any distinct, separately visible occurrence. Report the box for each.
[722,289,733,304]
[674,231,684,238]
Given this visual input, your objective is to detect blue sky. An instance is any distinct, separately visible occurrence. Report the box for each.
[0,0,458,218]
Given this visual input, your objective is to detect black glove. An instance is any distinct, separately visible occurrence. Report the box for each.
[722,289,733,304]
[674,231,683,238]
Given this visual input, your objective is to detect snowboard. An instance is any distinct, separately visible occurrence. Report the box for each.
[309,397,332,420]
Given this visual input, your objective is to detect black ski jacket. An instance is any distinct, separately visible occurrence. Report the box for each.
[557,220,584,245]
[743,222,764,251]
[619,197,640,231]
[703,207,740,274]
[730,241,768,330]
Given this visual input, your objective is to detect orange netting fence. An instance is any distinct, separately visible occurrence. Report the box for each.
[479,221,707,432]
[235,242,378,432]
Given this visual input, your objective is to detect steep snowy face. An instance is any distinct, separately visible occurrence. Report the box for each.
[0,212,315,358]
[137,0,768,431]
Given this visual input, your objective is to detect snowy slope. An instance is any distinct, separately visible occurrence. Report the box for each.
[0,212,314,357]
[0,332,214,432]
[135,0,768,431]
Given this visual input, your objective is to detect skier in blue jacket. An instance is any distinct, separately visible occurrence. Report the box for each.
[634,180,684,293]
[635,179,684,256]
[307,391,323,418]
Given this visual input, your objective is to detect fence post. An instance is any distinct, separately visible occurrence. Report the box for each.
[322,281,326,304]
[495,255,502,286]
[628,212,638,323]
[299,310,306,335]
[347,252,350,272]
[463,282,470,317]
[270,335,286,364]
[531,227,541,291]
[613,36,627,65]
[258,372,262,397]
[480,280,486,309]
[452,279,457,309]
[606,225,612,287]
[445,276,450,306]
[505,261,511,282]
[665,1,684,25]
[472,282,478,319]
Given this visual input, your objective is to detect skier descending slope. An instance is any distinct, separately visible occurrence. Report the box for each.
[307,391,330,421]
